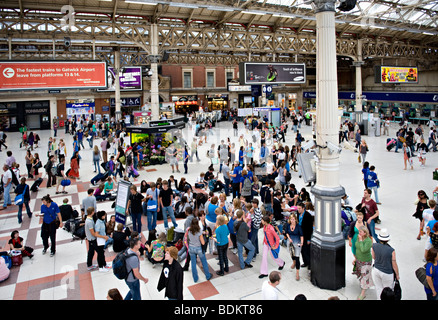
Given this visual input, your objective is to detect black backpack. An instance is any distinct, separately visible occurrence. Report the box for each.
[113,249,137,280]
[262,186,272,204]
[10,169,19,186]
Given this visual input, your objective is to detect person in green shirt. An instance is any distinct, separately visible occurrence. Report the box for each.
[353,226,374,300]
[103,176,114,194]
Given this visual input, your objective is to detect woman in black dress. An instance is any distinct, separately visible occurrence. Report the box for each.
[413,190,430,240]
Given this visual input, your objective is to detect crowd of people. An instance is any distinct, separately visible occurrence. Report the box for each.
[0,110,437,301]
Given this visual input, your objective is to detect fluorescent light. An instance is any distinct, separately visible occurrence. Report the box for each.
[272,13,295,18]
[242,10,267,15]
[422,32,435,35]
[169,2,199,9]
[125,0,157,4]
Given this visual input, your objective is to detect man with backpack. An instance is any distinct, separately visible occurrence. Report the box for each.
[120,238,149,300]
[261,179,274,214]
[240,169,253,203]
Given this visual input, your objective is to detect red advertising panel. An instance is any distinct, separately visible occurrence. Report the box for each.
[0,60,107,91]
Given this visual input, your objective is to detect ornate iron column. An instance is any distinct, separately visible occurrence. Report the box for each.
[149,24,160,121]
[310,0,346,290]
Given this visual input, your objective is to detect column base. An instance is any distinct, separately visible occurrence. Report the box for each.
[310,185,346,291]
[310,232,345,291]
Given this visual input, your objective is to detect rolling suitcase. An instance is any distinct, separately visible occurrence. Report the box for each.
[30,178,43,192]
[387,139,396,151]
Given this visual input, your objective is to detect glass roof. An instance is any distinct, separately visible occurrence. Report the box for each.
[258,0,438,28]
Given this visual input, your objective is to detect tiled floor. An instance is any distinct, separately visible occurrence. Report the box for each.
[0,118,435,300]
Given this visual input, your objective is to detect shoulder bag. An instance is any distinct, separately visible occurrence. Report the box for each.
[14,185,28,206]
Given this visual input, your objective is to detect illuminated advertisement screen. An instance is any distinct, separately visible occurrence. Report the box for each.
[0,60,107,91]
[99,66,142,91]
[378,66,418,83]
[239,62,306,85]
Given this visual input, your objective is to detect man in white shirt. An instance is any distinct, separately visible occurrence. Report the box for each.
[1,164,12,209]
[261,271,281,300]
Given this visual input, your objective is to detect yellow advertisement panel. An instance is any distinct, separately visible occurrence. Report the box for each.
[380,66,418,83]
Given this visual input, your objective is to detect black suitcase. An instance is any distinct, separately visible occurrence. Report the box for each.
[91,172,108,185]
[387,141,396,151]
[30,178,43,192]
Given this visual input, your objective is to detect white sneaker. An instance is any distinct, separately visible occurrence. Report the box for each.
[99,267,109,273]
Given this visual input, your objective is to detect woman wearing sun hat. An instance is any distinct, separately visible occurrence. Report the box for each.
[371,229,400,300]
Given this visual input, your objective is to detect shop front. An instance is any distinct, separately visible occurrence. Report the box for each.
[24,101,51,130]
[66,99,95,122]
[110,96,142,119]
[207,94,229,111]
[173,95,198,114]
[0,100,51,131]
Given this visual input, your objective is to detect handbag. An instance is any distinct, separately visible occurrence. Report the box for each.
[264,230,280,259]
[61,179,71,186]
[393,278,402,300]
[147,189,158,211]
[14,185,27,206]
[433,170,438,181]
[289,242,295,258]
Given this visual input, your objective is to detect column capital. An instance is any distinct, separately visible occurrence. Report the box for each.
[352,61,364,67]
[148,54,161,63]
[313,0,336,13]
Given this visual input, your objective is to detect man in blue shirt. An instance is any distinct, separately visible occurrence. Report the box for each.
[367,165,381,205]
[39,195,63,256]
[77,129,85,149]
[230,161,242,198]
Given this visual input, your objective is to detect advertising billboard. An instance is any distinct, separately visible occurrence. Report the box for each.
[376,66,418,83]
[99,66,142,91]
[0,60,107,91]
[239,62,306,85]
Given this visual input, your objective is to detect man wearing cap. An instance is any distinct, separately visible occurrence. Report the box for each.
[371,228,400,300]
[157,246,184,300]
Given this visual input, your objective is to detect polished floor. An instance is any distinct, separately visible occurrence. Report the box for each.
[0,117,435,300]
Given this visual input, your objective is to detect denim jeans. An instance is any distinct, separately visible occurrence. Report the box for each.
[237,240,255,269]
[224,178,231,196]
[369,219,379,243]
[93,160,101,173]
[162,206,178,229]
[17,199,32,223]
[370,186,379,203]
[188,245,211,282]
[263,203,273,214]
[3,183,12,208]
[124,279,141,300]
[131,212,142,233]
[250,227,260,257]
[147,210,157,231]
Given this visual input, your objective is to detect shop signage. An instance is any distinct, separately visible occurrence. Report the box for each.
[304,91,438,103]
[110,97,141,107]
[239,62,306,85]
[0,60,107,91]
[25,108,49,114]
[149,116,185,128]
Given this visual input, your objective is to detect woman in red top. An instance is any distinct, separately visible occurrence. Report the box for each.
[8,230,34,259]
[259,216,285,278]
